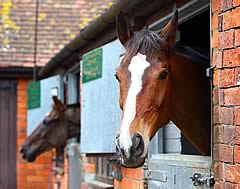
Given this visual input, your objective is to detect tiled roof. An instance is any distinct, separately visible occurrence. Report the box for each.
[0,0,115,68]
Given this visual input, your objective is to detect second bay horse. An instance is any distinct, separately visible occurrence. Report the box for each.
[20,96,80,166]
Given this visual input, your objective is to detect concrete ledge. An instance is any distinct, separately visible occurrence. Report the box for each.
[87,180,114,189]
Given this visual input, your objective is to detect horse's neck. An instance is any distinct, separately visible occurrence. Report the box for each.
[65,107,80,139]
[169,46,211,155]
[65,107,80,125]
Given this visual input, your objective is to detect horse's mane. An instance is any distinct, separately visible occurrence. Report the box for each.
[51,103,80,110]
[173,43,209,66]
[125,30,163,59]
[125,29,209,66]
[67,103,80,109]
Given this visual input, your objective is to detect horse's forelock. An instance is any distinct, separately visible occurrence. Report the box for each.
[125,30,163,60]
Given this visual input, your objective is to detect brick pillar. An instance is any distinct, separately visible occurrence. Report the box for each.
[212,0,240,188]
[114,167,145,189]
[80,155,96,189]
[16,79,54,189]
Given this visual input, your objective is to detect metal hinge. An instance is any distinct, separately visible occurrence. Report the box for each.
[144,169,167,182]
[190,172,215,188]
[142,160,148,189]
[143,160,168,189]
[206,67,215,78]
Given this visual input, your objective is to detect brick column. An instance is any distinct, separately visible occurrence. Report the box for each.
[212,0,240,188]
[80,155,96,189]
[16,79,54,189]
[114,167,145,189]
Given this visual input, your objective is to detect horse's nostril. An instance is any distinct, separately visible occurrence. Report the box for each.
[132,133,144,156]
[120,147,125,157]
[133,136,141,148]
[20,146,25,153]
[20,142,29,153]
[132,133,141,147]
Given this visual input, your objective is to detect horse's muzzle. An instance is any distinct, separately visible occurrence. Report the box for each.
[20,144,36,162]
[116,133,146,168]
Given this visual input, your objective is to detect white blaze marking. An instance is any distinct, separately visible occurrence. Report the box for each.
[119,53,150,157]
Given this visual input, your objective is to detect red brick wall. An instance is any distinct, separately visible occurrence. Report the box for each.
[114,167,145,189]
[17,79,53,189]
[17,79,70,189]
[212,0,240,188]
[80,156,97,189]
[80,157,145,189]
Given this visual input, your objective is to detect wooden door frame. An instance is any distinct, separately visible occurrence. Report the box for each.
[0,80,17,189]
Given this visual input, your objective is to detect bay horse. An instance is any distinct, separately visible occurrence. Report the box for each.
[115,11,210,168]
[20,96,80,166]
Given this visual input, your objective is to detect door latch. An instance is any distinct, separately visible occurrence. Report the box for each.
[206,67,215,78]
[190,173,215,188]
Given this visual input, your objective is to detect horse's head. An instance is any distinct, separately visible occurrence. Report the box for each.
[115,11,178,168]
[20,96,73,162]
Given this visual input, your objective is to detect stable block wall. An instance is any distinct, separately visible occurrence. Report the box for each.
[114,167,145,189]
[80,156,97,189]
[212,0,240,188]
[16,79,68,189]
[17,79,52,189]
[80,156,145,189]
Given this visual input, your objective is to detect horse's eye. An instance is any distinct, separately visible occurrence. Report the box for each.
[114,73,120,82]
[158,70,168,80]
[43,119,47,125]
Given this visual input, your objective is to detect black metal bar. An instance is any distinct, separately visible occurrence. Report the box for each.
[0,67,35,79]
[33,0,39,81]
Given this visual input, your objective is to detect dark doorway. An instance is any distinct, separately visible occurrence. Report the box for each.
[0,80,17,189]
[178,9,210,155]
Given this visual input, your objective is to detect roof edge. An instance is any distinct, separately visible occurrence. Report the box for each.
[39,0,176,78]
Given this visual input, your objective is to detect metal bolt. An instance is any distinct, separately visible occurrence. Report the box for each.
[237,74,240,85]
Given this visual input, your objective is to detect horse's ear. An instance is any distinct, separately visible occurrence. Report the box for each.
[160,10,178,46]
[116,11,133,46]
[52,96,64,110]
